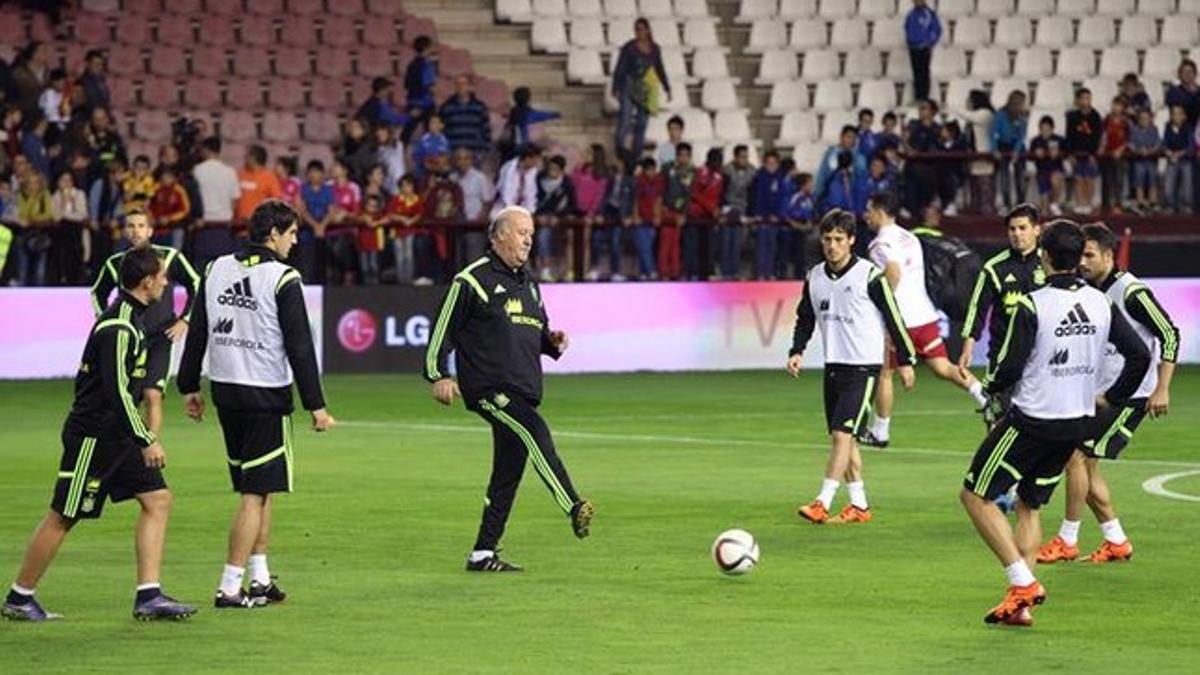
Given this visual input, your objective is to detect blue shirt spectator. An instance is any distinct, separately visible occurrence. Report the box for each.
[411,128,452,177]
[404,37,439,111]
[905,2,942,49]
[438,77,492,155]
[781,188,814,223]
[991,107,1028,153]
[748,166,787,219]
[1162,119,1194,155]
[300,181,334,223]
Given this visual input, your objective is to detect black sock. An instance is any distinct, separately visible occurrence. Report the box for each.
[6,588,33,605]
[136,586,163,604]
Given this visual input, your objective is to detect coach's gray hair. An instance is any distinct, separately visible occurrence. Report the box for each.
[488,206,532,241]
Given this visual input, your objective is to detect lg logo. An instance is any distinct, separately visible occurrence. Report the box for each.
[385,315,430,347]
[336,309,431,353]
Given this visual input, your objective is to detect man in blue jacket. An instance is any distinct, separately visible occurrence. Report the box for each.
[906,0,942,103]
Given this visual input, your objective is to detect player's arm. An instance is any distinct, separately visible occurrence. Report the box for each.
[867,268,917,366]
[982,295,1036,394]
[536,284,566,359]
[1103,305,1152,407]
[276,269,325,413]
[177,273,210,397]
[960,264,997,342]
[98,326,157,448]
[1123,284,1179,416]
[787,283,815,376]
[169,249,202,323]
[425,276,476,383]
[89,254,118,316]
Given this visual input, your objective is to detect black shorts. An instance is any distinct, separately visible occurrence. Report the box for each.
[963,410,1081,508]
[823,365,879,435]
[1082,398,1148,460]
[217,408,294,495]
[51,426,166,520]
[136,335,172,393]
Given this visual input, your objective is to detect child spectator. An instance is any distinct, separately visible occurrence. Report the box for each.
[779,171,816,279]
[388,174,424,284]
[686,147,725,280]
[879,111,902,153]
[298,159,334,282]
[819,151,860,215]
[863,154,899,210]
[327,159,362,284]
[592,153,634,281]
[499,87,561,161]
[147,166,190,248]
[935,119,968,215]
[358,193,386,285]
[573,145,612,281]
[411,114,450,179]
[1162,104,1194,214]
[534,154,577,281]
[422,157,464,282]
[1120,73,1152,116]
[816,125,863,200]
[121,154,156,215]
[274,155,301,206]
[856,108,879,164]
[354,77,409,130]
[338,118,376,186]
[1128,107,1160,214]
[403,36,439,142]
[720,144,755,280]
[50,171,87,284]
[959,89,996,215]
[20,113,50,179]
[363,164,387,205]
[750,150,786,280]
[656,115,684,167]
[17,172,53,285]
[1099,96,1131,214]
[374,124,406,196]
[1065,88,1102,213]
[659,143,695,281]
[1030,115,1067,216]
[903,98,942,214]
[633,157,665,280]
[38,67,67,137]
[991,90,1029,208]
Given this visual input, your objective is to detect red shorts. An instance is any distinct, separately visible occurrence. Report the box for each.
[888,321,948,367]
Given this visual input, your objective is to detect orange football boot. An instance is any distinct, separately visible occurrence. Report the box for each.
[984,581,1046,625]
[1087,539,1134,563]
[797,500,829,524]
[1036,536,1079,563]
[829,504,872,524]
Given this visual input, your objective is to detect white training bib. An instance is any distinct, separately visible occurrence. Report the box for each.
[806,259,887,366]
[1097,272,1160,399]
[204,254,293,388]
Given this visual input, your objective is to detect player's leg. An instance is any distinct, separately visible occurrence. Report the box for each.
[1037,450,1085,563]
[467,419,527,571]
[831,441,872,524]
[862,359,893,448]
[3,511,75,620]
[801,367,875,523]
[1013,499,1042,573]
[1085,459,1133,562]
[129,486,194,620]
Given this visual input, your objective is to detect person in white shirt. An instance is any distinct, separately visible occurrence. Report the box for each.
[453,148,493,265]
[38,68,68,131]
[374,125,406,197]
[861,192,989,447]
[191,137,241,270]
[51,171,88,284]
[491,145,540,219]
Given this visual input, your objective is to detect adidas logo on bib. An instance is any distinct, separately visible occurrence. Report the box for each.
[1055,303,1096,337]
[218,277,258,311]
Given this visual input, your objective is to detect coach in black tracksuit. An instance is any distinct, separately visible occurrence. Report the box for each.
[426,206,593,573]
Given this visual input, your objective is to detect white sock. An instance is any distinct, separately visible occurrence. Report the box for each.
[248,554,271,586]
[469,550,494,563]
[871,416,890,441]
[1003,560,1036,587]
[1099,518,1127,545]
[136,582,160,591]
[219,565,245,597]
[1058,519,1081,546]
[967,380,989,406]
[10,583,34,597]
[847,481,868,509]
[816,479,840,509]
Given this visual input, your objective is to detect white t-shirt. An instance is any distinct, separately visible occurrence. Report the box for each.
[867,222,940,327]
[193,158,242,222]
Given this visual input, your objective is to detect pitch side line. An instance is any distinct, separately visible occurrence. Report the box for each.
[340,420,1200,469]
[1141,471,1200,502]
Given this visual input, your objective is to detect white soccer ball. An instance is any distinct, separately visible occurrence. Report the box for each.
[711,528,759,576]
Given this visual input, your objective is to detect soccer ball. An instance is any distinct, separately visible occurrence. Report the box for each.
[711,528,759,576]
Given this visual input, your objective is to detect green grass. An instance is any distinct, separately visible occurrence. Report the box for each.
[2,370,1200,673]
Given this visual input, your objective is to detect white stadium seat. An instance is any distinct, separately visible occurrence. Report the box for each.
[778,111,820,145]
[845,49,883,79]
[1099,47,1138,78]
[790,17,829,50]
[1057,47,1096,78]
[871,17,906,49]
[567,0,602,17]
[1016,0,1054,16]
[858,0,897,19]
[1013,46,1052,78]
[566,49,606,84]
[993,16,1032,48]
[778,0,817,18]
[811,80,852,112]
[604,0,638,15]
[1056,0,1095,16]
[675,0,711,18]
[1096,0,1135,14]
[659,48,690,84]
[936,0,976,20]
[638,0,673,18]
[531,19,569,52]
[693,48,731,79]
[1118,15,1156,48]
[649,18,681,48]
[497,0,533,22]
[714,110,754,143]
[1083,77,1118,107]
[532,0,567,16]
[1138,0,1174,15]
[702,79,740,111]
[1035,77,1076,110]
[748,19,787,52]
[1143,47,1183,80]
[681,108,715,141]
[931,46,968,79]
[883,48,913,82]
[1035,16,1074,48]
[945,77,985,109]
[683,18,720,49]
[1075,17,1116,48]
[608,20,634,47]
[976,0,1015,18]
[757,49,799,83]
[830,18,869,49]
[791,142,827,174]
[971,47,1011,79]
[821,109,857,142]
[736,0,777,24]
[817,0,854,19]
[802,49,841,80]
[991,76,1029,102]
[952,17,991,48]
[1161,16,1199,47]
[858,79,899,111]
[570,19,606,49]
[767,80,810,114]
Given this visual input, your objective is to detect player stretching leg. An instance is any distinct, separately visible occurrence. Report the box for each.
[789,209,916,525]
[1037,223,1179,565]
[960,220,1149,627]
[857,194,988,449]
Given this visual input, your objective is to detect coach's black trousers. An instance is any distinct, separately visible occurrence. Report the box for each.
[472,393,581,551]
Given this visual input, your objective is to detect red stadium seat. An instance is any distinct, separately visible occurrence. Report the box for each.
[182,77,223,109]
[263,111,301,143]
[140,77,180,109]
[133,110,173,143]
[114,14,152,45]
[127,141,159,165]
[267,78,305,109]
[309,78,348,109]
[273,47,313,78]
[355,48,395,77]
[302,110,341,143]
[226,79,264,109]
[62,43,91,71]
[219,110,258,143]
[0,15,23,45]
[205,0,244,16]
[239,16,276,48]
[82,0,120,11]
[366,0,406,16]
[28,14,56,42]
[279,16,319,47]
[108,76,137,110]
[288,0,325,16]
[171,0,204,14]
[348,77,372,104]
[107,46,145,76]
[403,16,438,43]
[233,49,272,78]
[198,16,237,46]
[156,19,195,47]
[329,0,365,16]
[321,17,358,48]
[431,77,454,102]
[476,78,511,113]
[362,18,400,48]
[315,48,353,78]
[439,47,473,77]
[220,142,248,166]
[299,143,335,171]
[124,0,163,14]
[149,46,188,77]
[73,13,111,44]
[190,46,229,77]
[247,0,286,16]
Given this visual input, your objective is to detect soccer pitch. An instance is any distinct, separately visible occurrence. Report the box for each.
[2,370,1198,673]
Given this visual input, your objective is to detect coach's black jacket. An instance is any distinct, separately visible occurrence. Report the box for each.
[961,246,1043,359]
[67,290,158,448]
[425,252,562,407]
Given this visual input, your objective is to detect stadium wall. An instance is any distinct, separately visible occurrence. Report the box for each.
[2,281,1199,379]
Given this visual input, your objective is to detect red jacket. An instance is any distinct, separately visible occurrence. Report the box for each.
[148,182,191,233]
[687,165,725,220]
